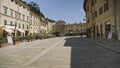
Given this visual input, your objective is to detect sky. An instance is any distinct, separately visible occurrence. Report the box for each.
[23,0,86,24]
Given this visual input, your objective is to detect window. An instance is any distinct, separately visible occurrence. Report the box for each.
[81,30,83,32]
[3,6,8,15]
[15,23,17,27]
[19,23,21,28]
[22,24,24,29]
[10,9,13,17]
[27,25,29,29]
[15,12,17,18]
[99,6,103,15]
[11,0,13,2]
[105,24,111,31]
[27,9,29,11]
[18,13,21,19]
[104,0,109,12]
[23,15,25,21]
[23,6,25,9]
[10,21,13,26]
[4,20,7,25]
[27,16,29,22]
[95,0,97,3]
[92,0,94,6]
[15,2,17,4]
[95,11,97,17]
[19,4,21,7]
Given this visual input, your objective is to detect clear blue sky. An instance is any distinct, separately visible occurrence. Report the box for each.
[23,0,85,23]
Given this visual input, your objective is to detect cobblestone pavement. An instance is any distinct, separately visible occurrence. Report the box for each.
[0,36,120,68]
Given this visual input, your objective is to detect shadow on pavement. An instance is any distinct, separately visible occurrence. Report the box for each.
[64,37,87,68]
[64,37,120,68]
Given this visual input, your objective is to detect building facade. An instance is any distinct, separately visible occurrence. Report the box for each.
[84,0,120,40]
[46,18,55,36]
[0,0,55,38]
[0,0,30,37]
[41,19,48,36]
[65,23,86,36]
[29,12,41,35]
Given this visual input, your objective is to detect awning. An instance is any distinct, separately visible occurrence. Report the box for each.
[5,25,15,28]
[5,25,17,30]
[5,29,14,33]
[0,25,4,27]
[17,29,25,33]
[0,25,5,29]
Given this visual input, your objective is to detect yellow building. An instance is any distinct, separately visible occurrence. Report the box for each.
[29,12,41,35]
[84,0,92,37]
[45,18,55,36]
[40,18,48,36]
[65,23,86,36]
[84,0,120,40]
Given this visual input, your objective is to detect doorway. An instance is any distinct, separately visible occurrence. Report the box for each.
[105,24,111,39]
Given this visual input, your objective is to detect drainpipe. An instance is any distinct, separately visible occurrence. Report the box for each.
[114,0,117,40]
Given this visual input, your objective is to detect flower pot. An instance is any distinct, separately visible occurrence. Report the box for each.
[27,39,31,42]
[0,43,7,48]
[31,39,35,41]
[14,41,20,45]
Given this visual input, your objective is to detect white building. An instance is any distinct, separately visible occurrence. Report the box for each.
[0,0,30,37]
[0,0,55,38]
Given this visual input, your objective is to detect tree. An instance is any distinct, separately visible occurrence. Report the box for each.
[27,2,45,18]
[51,31,60,37]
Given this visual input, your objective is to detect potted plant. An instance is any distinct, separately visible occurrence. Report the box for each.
[13,37,20,45]
[0,39,7,48]
[26,36,32,42]
[31,35,35,41]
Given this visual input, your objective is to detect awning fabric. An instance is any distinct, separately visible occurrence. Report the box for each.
[17,29,25,33]
[5,29,14,33]
[0,25,4,27]
[5,25,15,30]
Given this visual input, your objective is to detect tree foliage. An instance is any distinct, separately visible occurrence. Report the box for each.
[46,18,55,22]
[27,2,45,18]
[52,31,60,37]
